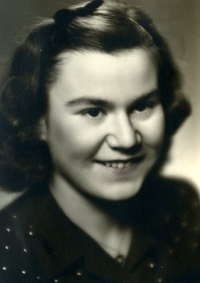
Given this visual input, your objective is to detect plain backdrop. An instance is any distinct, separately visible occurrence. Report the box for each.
[0,0,200,208]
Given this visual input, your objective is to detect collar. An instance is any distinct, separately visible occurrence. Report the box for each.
[18,189,85,280]
[18,189,158,282]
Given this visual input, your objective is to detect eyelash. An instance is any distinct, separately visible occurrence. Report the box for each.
[133,100,156,113]
[79,100,157,118]
[81,108,106,118]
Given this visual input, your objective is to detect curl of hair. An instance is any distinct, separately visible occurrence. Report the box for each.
[0,1,191,192]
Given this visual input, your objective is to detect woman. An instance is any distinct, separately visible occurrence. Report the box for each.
[0,0,200,282]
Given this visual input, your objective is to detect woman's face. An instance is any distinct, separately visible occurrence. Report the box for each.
[42,48,165,201]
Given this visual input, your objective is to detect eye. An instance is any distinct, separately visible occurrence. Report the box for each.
[84,108,105,118]
[134,100,155,112]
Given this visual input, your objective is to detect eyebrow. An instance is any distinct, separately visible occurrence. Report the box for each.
[66,97,112,108]
[66,89,159,108]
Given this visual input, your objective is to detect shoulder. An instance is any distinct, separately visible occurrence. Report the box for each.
[0,188,84,282]
[136,176,200,247]
[157,176,198,196]
[0,190,34,233]
[0,188,47,228]
[142,175,200,212]
[136,176,200,277]
[137,176,200,222]
[151,176,200,227]
[0,189,52,282]
[154,176,200,218]
[152,177,200,268]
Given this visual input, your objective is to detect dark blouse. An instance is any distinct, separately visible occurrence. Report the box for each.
[0,177,200,283]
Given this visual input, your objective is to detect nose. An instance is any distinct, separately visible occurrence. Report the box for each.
[106,113,141,149]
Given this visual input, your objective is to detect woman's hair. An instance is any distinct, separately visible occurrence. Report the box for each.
[0,0,191,192]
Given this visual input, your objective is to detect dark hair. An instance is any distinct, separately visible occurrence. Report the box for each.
[0,0,191,192]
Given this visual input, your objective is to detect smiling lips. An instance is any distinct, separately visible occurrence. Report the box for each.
[96,156,145,169]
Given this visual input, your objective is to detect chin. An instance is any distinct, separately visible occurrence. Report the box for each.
[100,180,143,202]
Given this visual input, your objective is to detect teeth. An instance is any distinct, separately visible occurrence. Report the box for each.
[105,162,111,167]
[103,161,132,169]
[99,157,143,168]
[112,162,118,168]
[118,162,125,169]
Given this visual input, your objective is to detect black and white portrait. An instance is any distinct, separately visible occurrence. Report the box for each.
[0,1,200,282]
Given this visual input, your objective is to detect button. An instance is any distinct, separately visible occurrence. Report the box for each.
[148,262,155,269]
[115,254,125,264]
[76,271,82,276]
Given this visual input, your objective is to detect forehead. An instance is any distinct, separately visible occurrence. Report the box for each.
[55,48,157,76]
[49,48,158,104]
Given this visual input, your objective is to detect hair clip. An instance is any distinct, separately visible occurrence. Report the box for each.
[53,0,103,28]
[84,0,103,12]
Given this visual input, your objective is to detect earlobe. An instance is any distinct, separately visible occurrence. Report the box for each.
[38,118,47,141]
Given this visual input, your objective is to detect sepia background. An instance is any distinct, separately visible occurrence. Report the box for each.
[0,0,200,207]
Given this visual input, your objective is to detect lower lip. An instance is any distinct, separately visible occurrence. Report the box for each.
[95,157,145,176]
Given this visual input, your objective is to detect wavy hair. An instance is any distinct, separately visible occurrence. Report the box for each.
[0,0,191,191]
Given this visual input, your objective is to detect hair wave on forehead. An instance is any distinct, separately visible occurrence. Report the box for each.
[56,1,154,50]
[0,0,190,192]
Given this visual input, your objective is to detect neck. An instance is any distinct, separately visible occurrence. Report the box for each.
[50,172,132,258]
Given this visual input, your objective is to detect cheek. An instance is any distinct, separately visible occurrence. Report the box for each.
[45,115,76,159]
[139,107,165,148]
[46,116,103,161]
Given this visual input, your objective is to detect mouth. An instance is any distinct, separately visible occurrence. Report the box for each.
[94,156,145,169]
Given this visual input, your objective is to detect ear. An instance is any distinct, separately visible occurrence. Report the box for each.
[38,117,47,141]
